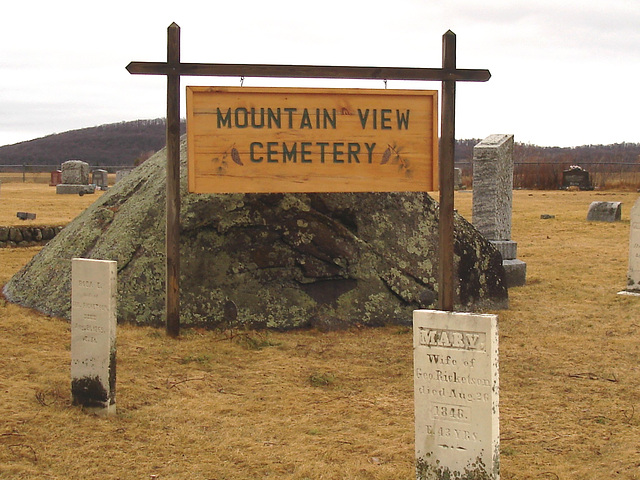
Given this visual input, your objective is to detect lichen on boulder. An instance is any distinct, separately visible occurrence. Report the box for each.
[3,139,507,329]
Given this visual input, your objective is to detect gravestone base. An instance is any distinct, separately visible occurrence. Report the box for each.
[71,396,117,416]
[491,240,526,288]
[56,184,96,195]
[503,259,526,288]
[491,240,517,260]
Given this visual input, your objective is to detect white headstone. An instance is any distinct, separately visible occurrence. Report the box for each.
[414,309,499,480]
[71,258,117,415]
[625,198,640,293]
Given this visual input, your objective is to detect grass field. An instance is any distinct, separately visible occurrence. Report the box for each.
[0,183,106,226]
[1,186,639,479]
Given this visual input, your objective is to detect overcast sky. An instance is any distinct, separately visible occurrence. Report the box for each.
[1,0,638,148]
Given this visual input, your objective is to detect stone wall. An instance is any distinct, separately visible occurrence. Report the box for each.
[0,225,63,248]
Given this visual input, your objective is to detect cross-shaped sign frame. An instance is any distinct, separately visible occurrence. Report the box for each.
[127,23,491,336]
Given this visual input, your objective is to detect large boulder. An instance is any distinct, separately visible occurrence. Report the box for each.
[3,140,507,329]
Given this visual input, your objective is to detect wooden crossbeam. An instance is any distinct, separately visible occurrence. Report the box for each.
[126,61,490,83]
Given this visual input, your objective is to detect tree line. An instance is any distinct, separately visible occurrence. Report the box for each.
[455,139,640,166]
[0,120,637,169]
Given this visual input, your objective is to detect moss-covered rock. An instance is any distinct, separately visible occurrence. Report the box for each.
[3,139,507,329]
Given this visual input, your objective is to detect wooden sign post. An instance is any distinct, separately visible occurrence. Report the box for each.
[439,31,457,312]
[127,24,490,336]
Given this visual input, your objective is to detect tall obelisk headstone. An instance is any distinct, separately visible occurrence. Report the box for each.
[71,258,117,415]
[472,134,525,287]
[619,197,640,296]
[414,310,499,480]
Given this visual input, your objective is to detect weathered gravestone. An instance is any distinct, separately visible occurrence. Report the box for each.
[472,134,526,287]
[586,201,622,222]
[71,258,117,415]
[454,167,463,190]
[56,160,96,195]
[92,169,109,189]
[619,197,640,296]
[63,160,89,184]
[413,309,499,480]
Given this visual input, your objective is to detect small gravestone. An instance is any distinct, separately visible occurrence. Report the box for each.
[56,160,96,195]
[454,167,463,190]
[562,166,592,190]
[49,170,62,186]
[414,309,499,480]
[472,134,526,287]
[619,198,640,296]
[587,201,622,222]
[71,258,117,415]
[16,212,36,220]
[92,169,109,189]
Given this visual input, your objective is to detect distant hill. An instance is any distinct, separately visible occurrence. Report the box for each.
[0,119,186,168]
[0,119,638,169]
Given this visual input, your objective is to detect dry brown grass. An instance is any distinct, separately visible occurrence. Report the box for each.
[0,172,118,186]
[1,188,640,479]
[0,183,105,226]
[0,172,53,184]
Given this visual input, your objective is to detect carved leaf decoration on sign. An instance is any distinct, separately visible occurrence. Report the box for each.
[381,143,413,178]
[381,147,392,165]
[231,147,243,166]
[211,157,228,175]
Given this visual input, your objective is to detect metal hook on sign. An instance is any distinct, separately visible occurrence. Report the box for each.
[240,76,244,87]
[384,79,387,89]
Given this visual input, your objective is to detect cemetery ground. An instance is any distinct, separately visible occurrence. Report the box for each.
[1,184,640,480]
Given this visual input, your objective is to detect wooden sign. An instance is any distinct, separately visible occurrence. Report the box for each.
[187,87,438,193]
